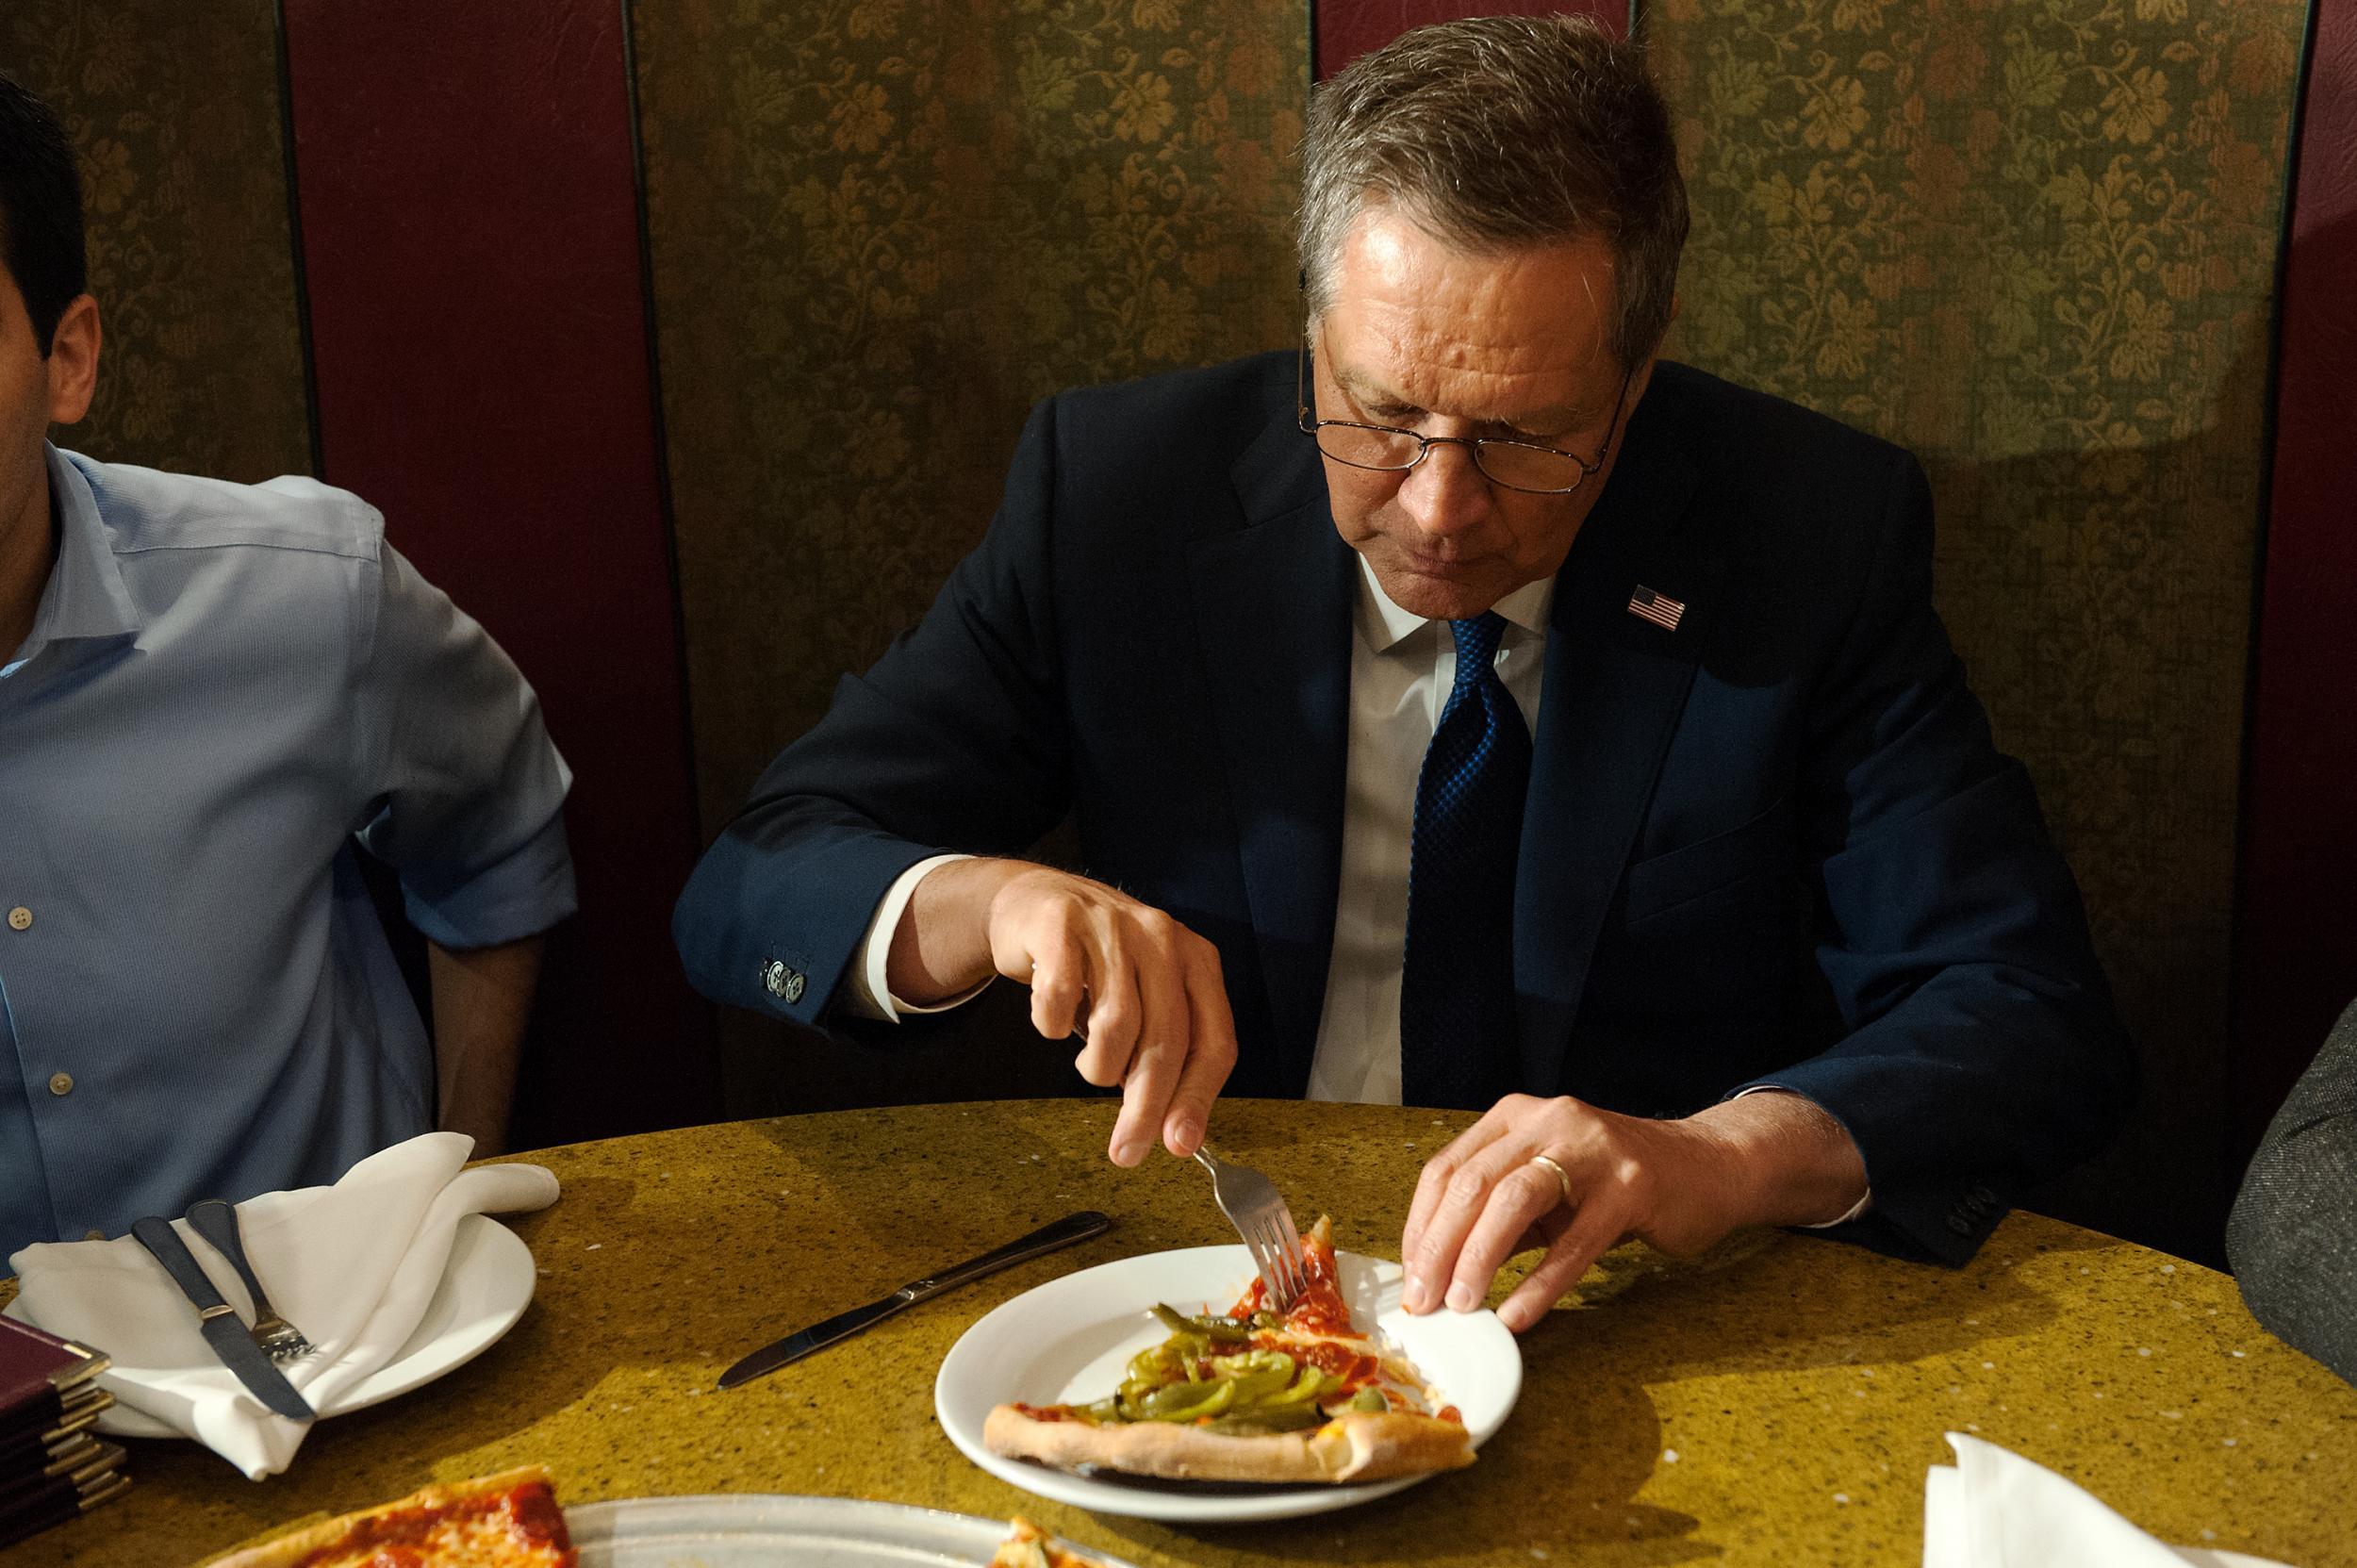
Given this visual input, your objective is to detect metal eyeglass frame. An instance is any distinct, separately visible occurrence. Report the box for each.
[1294,336,1634,496]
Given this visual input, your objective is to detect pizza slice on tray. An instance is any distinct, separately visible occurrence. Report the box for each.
[206,1465,576,1568]
[992,1515,1120,1567]
[982,1216,1475,1484]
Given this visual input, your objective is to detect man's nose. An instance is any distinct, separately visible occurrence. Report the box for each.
[1396,440,1492,537]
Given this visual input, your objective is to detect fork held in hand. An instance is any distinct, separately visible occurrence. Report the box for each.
[185,1198,313,1362]
[1193,1147,1310,1310]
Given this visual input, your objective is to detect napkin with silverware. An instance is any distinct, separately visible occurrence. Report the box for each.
[5,1132,557,1479]
[1924,1431,2297,1568]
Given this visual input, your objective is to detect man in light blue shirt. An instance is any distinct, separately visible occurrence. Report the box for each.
[0,73,575,1258]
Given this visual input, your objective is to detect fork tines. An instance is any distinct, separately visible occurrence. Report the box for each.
[1193,1147,1310,1311]
[253,1316,314,1362]
[1249,1211,1309,1307]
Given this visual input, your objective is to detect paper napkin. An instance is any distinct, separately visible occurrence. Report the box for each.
[1924,1431,2296,1568]
[7,1132,557,1478]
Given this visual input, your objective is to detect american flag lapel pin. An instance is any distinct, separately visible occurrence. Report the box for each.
[1627,584,1686,631]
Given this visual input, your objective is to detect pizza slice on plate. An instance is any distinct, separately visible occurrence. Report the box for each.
[982,1216,1475,1484]
[206,1465,575,1568]
[991,1515,1119,1567]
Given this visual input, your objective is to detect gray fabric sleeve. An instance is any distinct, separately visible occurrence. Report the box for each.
[2226,996,2357,1386]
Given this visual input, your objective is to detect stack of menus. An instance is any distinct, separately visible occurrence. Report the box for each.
[0,1315,128,1547]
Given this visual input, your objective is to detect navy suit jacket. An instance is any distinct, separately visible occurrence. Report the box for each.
[675,352,2135,1265]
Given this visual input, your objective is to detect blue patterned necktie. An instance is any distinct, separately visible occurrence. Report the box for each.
[1401,611,1531,1109]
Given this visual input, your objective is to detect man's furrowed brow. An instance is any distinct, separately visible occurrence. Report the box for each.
[1331,363,1411,413]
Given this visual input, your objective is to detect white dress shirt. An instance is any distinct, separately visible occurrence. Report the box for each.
[1301,561,1551,1102]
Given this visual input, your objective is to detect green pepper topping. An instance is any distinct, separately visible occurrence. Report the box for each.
[1140,1377,1238,1422]
[1152,1303,1249,1343]
[1208,1350,1296,1406]
[1349,1387,1389,1413]
[1252,1366,1330,1410]
[1199,1404,1327,1435]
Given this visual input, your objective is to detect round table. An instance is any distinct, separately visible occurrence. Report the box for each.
[11,1098,2356,1566]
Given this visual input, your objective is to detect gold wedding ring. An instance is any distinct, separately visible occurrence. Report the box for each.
[1529,1153,1574,1207]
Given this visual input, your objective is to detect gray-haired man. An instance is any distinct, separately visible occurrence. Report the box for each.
[677,16,2132,1329]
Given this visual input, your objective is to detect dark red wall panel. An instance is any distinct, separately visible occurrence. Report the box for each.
[281,0,717,1146]
[1316,0,1625,79]
[2235,0,2357,1147]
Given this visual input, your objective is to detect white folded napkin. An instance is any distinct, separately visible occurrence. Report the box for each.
[6,1131,557,1478]
[1924,1431,2296,1568]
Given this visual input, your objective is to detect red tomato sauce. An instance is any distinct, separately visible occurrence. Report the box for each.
[1228,1233,1354,1336]
[293,1481,574,1568]
[1248,1336,1378,1392]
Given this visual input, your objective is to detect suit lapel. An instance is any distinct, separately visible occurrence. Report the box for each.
[1190,407,1355,1097]
[1513,381,1722,1093]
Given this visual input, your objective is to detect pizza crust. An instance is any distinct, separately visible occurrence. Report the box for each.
[983,1404,1474,1483]
[205,1465,562,1568]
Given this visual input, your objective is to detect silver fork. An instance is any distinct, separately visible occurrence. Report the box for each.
[1193,1147,1310,1309]
[185,1198,314,1362]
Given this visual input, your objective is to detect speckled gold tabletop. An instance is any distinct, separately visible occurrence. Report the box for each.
[9,1098,2355,1567]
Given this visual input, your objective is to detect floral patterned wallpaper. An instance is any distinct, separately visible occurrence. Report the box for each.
[3,1,311,483]
[634,0,1307,829]
[1646,0,2307,1253]
[15,0,2313,1244]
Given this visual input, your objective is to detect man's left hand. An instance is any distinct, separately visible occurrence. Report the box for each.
[1400,1091,1868,1333]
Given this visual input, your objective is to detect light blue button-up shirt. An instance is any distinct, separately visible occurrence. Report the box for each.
[0,446,575,1258]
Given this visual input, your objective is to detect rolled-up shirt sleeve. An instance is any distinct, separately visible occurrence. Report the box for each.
[352,541,576,948]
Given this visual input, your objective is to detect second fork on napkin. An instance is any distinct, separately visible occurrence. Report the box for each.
[6,1132,557,1479]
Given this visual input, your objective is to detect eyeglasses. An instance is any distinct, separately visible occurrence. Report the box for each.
[1295,338,1633,496]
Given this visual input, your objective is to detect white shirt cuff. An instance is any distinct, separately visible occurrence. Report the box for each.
[1729,1084,1873,1227]
[845,853,993,1021]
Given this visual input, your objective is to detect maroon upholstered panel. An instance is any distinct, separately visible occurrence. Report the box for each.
[2235,0,2357,1147]
[1316,0,1626,78]
[280,0,717,1146]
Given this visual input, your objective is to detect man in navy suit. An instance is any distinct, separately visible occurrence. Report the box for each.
[674,17,2133,1330]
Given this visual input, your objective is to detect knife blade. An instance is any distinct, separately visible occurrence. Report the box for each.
[128,1217,314,1422]
[719,1209,1112,1390]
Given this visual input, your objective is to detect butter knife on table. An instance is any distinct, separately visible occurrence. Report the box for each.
[128,1216,315,1422]
[720,1209,1113,1390]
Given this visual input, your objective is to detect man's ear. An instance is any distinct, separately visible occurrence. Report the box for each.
[44,294,100,427]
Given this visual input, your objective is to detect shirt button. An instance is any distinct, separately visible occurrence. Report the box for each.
[7,907,29,931]
[47,1072,73,1096]
[82,1229,106,1242]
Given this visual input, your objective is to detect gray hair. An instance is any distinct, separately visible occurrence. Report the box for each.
[1297,15,1689,372]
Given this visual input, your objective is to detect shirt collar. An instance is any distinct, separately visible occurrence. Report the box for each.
[1354,553,1555,653]
[15,444,141,662]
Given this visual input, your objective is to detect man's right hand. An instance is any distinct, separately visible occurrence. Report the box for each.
[888,858,1237,1167]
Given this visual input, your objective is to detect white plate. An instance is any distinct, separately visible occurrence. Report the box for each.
[935,1246,1520,1523]
[80,1212,533,1439]
[569,1494,1141,1567]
